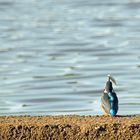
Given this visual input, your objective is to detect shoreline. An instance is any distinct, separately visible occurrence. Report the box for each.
[0,115,139,139]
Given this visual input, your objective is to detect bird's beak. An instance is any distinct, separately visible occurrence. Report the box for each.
[107,74,117,85]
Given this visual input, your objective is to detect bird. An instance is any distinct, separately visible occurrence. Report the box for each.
[101,74,118,116]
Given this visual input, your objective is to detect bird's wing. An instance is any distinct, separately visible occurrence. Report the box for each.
[112,92,119,111]
[101,92,111,114]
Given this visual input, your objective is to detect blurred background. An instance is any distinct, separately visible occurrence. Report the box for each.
[0,0,140,116]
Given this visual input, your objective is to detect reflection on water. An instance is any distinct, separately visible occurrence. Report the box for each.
[0,0,140,116]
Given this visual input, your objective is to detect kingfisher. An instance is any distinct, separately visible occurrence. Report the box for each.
[101,75,118,116]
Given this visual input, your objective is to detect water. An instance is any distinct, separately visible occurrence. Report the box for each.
[0,0,140,116]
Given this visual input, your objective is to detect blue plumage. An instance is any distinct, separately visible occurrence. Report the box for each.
[108,92,118,116]
[101,75,118,116]
[110,109,116,116]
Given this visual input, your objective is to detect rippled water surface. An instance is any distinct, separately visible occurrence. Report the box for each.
[0,0,140,116]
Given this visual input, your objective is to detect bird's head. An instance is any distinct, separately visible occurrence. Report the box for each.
[105,80,113,92]
[105,74,116,92]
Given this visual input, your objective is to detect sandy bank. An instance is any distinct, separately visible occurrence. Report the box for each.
[0,115,139,140]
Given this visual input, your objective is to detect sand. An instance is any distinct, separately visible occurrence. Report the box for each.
[0,115,139,140]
